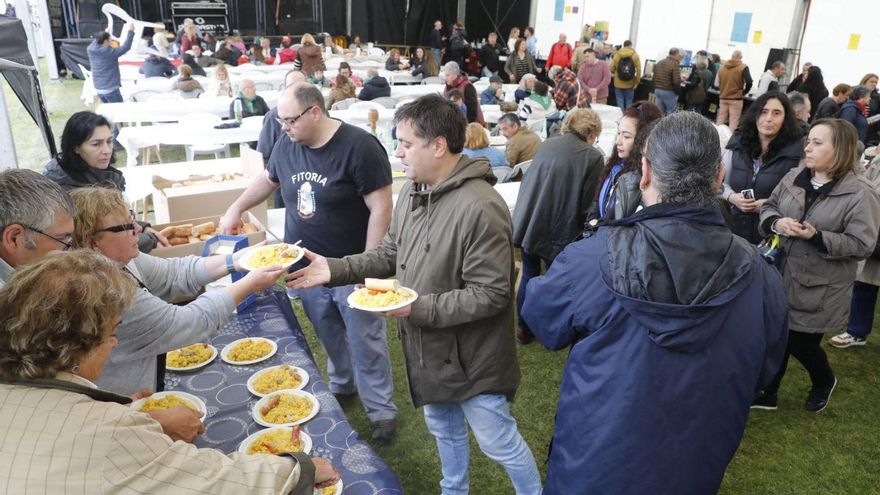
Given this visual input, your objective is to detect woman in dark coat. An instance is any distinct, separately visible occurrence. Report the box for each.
[721,91,805,243]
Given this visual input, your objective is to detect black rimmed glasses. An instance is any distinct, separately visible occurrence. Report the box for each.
[21,225,74,251]
[275,105,316,127]
[96,210,138,235]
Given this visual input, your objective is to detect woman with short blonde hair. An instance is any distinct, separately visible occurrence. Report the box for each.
[69,187,285,395]
[0,250,336,492]
[561,107,602,142]
[462,122,508,168]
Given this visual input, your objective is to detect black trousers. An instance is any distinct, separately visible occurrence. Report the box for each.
[765,330,835,393]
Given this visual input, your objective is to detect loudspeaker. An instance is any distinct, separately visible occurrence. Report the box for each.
[276,0,318,35]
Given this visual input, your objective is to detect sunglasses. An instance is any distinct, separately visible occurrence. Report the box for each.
[275,105,316,127]
[97,210,138,235]
[22,225,74,251]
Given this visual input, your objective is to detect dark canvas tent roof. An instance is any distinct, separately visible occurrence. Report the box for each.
[0,14,56,158]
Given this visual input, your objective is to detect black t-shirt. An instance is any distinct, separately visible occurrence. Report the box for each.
[267,121,392,259]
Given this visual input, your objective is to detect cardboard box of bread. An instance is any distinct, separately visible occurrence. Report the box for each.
[150,212,265,258]
[151,147,268,226]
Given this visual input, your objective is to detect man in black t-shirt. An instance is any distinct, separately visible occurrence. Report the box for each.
[221,83,398,441]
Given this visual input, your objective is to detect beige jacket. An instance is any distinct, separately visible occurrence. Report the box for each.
[857,161,880,285]
[506,127,542,166]
[0,373,313,494]
[761,167,880,333]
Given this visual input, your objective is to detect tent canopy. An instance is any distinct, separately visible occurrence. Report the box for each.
[0,14,56,158]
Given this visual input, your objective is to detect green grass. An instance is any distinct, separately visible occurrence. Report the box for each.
[293,297,880,495]
[7,63,880,494]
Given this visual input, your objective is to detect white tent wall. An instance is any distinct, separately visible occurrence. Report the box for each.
[799,0,880,89]
[633,0,712,61]
[706,0,799,75]
[532,0,634,58]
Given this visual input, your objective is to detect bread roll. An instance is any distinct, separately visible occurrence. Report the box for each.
[193,221,215,236]
[168,237,189,246]
[199,234,212,241]
[172,223,193,237]
[159,225,177,238]
[365,278,400,292]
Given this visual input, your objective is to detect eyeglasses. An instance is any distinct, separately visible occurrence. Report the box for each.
[22,225,74,251]
[97,210,138,235]
[275,106,316,127]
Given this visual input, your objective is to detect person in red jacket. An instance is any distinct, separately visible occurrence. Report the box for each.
[546,33,573,70]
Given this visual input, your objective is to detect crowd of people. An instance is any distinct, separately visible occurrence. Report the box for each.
[5,15,880,495]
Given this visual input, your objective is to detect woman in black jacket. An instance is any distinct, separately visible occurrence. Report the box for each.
[721,91,804,243]
[799,65,829,122]
[585,101,663,231]
[42,111,169,252]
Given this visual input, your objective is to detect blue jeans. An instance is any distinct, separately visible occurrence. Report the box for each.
[654,88,679,115]
[292,284,397,422]
[848,281,879,339]
[423,394,541,495]
[615,87,634,110]
[433,48,443,65]
[482,67,497,78]
[516,251,551,333]
[97,89,123,103]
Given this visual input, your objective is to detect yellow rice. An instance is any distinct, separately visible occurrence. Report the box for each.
[260,394,314,424]
[351,287,413,309]
[166,343,213,368]
[227,339,273,362]
[138,395,198,414]
[248,244,300,269]
[316,485,337,495]
[252,365,303,395]
[247,428,303,455]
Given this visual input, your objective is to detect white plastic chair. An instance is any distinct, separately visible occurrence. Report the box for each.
[371,97,398,109]
[149,93,184,102]
[528,119,547,139]
[78,64,97,106]
[177,89,204,99]
[129,89,163,102]
[395,97,416,108]
[367,47,385,57]
[348,100,386,111]
[503,160,533,182]
[178,112,230,161]
[331,98,359,110]
[253,81,275,91]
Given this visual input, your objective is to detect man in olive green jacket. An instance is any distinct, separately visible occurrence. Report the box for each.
[288,94,541,494]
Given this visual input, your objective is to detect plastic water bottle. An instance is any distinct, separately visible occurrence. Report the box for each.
[233,99,243,123]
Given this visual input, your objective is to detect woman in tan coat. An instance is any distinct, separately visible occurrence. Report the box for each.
[756,118,880,412]
[0,250,339,494]
[327,74,357,109]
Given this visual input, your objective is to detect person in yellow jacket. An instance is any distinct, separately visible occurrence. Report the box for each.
[610,40,641,110]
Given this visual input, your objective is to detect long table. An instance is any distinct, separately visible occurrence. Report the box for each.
[166,286,403,494]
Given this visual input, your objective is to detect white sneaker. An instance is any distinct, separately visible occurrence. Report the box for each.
[828,332,867,348]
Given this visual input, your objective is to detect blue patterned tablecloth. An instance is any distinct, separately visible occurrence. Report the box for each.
[165,286,403,495]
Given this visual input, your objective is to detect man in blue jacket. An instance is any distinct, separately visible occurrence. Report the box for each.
[87,22,135,103]
[522,111,789,495]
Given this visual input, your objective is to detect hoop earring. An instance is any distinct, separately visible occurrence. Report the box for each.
[71,364,80,374]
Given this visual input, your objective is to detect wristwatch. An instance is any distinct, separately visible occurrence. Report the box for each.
[226,254,236,274]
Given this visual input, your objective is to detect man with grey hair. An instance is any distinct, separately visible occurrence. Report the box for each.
[786,91,812,133]
[0,169,76,287]
[521,111,788,494]
[443,61,483,123]
[358,68,390,100]
[717,50,753,129]
[221,83,398,441]
[652,47,684,114]
[753,60,785,97]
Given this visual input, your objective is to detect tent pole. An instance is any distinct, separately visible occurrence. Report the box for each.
[0,85,19,170]
[784,0,810,85]
[346,0,351,37]
[628,0,641,46]
[35,0,60,80]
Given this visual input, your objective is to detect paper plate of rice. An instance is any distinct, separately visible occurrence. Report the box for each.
[238,425,313,455]
[165,343,217,371]
[247,365,310,397]
[252,390,320,427]
[314,480,343,495]
[131,391,207,418]
[221,337,277,365]
[346,286,418,312]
